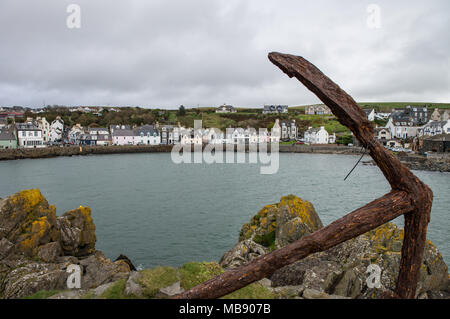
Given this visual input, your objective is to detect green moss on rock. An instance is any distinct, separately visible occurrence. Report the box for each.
[239,195,322,248]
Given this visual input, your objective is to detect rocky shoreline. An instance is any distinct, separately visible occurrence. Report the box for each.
[0,189,448,299]
[363,154,450,172]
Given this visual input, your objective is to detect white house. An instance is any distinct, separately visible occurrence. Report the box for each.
[216,104,236,113]
[270,119,281,143]
[374,127,392,145]
[49,117,64,142]
[15,123,45,148]
[304,126,329,144]
[68,124,84,144]
[386,117,421,139]
[418,120,450,137]
[305,104,332,115]
[35,117,50,143]
[363,109,376,121]
[280,120,298,140]
[258,129,270,144]
[180,128,193,145]
[135,125,160,145]
[328,133,336,144]
[204,128,224,144]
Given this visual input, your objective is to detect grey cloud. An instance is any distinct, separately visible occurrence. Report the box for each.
[0,0,448,108]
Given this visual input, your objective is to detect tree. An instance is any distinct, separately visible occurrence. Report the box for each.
[177,105,186,116]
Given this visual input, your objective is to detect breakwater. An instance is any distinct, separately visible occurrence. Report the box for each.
[0,145,173,161]
[0,144,363,161]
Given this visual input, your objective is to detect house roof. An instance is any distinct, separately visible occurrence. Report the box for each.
[217,104,234,110]
[305,127,321,133]
[15,123,40,131]
[263,105,288,112]
[424,121,447,129]
[113,129,135,137]
[0,130,15,141]
[88,127,108,132]
[136,125,159,136]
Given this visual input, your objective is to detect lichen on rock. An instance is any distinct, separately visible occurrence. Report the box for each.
[220,195,449,299]
[0,189,128,299]
[238,195,322,251]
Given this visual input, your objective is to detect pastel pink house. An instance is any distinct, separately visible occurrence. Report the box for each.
[112,129,136,145]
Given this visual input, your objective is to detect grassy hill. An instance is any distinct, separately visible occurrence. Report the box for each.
[20,102,448,138]
[291,102,450,112]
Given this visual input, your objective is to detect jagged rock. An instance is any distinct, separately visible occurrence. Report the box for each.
[275,195,323,248]
[115,254,136,271]
[0,238,14,259]
[37,242,62,263]
[124,271,143,297]
[0,259,67,299]
[270,222,449,299]
[0,189,59,256]
[57,206,96,257]
[221,194,448,299]
[78,251,130,289]
[238,195,322,249]
[0,189,130,299]
[220,195,321,268]
[219,239,267,269]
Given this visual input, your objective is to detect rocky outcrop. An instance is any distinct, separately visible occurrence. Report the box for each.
[239,195,322,249]
[220,195,449,299]
[57,207,96,257]
[221,195,322,268]
[0,189,130,299]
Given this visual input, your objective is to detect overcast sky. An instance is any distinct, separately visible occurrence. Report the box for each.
[0,0,449,108]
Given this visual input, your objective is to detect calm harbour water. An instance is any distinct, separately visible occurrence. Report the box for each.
[0,153,448,268]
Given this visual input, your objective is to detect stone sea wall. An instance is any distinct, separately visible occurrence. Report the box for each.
[1,144,447,172]
[0,144,362,161]
[0,145,173,161]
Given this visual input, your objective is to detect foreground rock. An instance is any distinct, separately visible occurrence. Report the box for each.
[0,189,130,299]
[221,195,323,269]
[220,195,449,299]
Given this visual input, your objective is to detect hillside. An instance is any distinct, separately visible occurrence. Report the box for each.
[16,102,448,138]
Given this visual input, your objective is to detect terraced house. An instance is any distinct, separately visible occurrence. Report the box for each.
[0,129,17,149]
[15,123,45,148]
[135,125,160,145]
[280,119,298,140]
